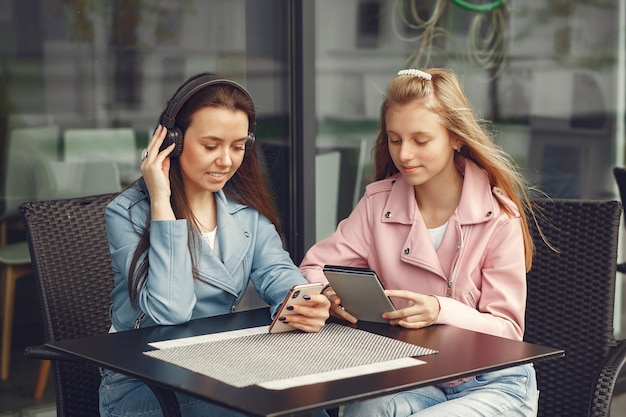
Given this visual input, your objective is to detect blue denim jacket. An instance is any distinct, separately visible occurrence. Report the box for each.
[105,180,306,331]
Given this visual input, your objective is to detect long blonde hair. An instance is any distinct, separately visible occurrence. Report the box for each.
[374,68,536,270]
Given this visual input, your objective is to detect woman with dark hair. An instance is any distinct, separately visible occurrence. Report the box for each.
[300,68,539,416]
[100,73,330,417]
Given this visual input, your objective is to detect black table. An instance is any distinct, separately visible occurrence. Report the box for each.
[45,307,563,416]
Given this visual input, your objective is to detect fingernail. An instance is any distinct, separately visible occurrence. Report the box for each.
[303,295,311,300]
[286,305,294,311]
[278,317,286,321]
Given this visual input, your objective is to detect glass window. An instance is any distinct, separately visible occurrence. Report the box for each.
[313,0,624,335]
[314,0,623,233]
[0,0,296,246]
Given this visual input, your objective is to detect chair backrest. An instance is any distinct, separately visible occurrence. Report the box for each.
[19,193,118,417]
[63,127,138,184]
[613,167,626,222]
[35,160,122,199]
[1,125,60,220]
[524,198,621,417]
[612,168,626,275]
[316,150,341,241]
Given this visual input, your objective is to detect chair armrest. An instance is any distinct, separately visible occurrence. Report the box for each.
[24,344,81,362]
[591,339,626,416]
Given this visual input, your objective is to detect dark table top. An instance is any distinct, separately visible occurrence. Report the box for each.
[46,307,564,417]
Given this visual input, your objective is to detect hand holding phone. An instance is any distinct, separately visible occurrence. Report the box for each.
[268,283,325,333]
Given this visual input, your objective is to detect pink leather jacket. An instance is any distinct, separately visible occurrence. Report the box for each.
[300,157,527,341]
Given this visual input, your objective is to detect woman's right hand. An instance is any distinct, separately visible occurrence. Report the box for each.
[323,286,358,324]
[141,125,177,219]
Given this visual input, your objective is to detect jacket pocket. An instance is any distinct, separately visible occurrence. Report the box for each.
[466,291,478,309]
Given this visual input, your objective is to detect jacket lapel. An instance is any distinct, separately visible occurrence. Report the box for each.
[194,191,250,293]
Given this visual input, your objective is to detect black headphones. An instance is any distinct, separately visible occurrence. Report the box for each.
[158,73,256,158]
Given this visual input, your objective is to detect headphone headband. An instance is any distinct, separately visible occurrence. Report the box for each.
[159,74,256,132]
[157,73,256,158]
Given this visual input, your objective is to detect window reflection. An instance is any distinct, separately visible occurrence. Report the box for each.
[315,0,622,242]
[1,0,294,244]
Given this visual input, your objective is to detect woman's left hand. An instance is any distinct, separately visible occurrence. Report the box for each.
[381,289,441,329]
[282,294,331,333]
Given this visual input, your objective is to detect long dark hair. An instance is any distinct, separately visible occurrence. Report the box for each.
[128,74,281,308]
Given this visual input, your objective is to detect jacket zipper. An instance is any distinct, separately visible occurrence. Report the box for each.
[447,225,468,297]
[231,258,247,312]
[134,312,146,329]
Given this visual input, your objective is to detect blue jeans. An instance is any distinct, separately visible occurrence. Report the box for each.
[342,364,538,417]
[99,369,330,417]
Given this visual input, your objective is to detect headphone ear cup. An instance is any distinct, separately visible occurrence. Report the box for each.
[245,138,254,154]
[161,127,184,158]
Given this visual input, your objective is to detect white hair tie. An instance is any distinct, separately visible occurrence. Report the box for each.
[397,69,432,81]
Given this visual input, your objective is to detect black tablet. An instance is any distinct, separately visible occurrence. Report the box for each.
[323,265,396,323]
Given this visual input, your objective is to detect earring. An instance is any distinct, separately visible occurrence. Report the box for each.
[455,147,461,153]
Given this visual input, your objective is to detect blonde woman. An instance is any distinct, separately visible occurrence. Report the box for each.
[300,68,538,416]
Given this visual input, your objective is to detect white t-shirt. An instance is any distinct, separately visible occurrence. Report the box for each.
[428,221,448,250]
[201,228,220,257]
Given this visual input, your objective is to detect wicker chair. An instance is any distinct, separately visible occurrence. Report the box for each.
[524,198,626,417]
[20,193,181,417]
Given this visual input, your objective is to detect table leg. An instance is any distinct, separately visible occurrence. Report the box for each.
[146,383,182,417]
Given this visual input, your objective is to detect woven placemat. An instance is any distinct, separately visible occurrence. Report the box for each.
[144,323,437,388]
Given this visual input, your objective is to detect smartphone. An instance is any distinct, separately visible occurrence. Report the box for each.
[268,282,325,333]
